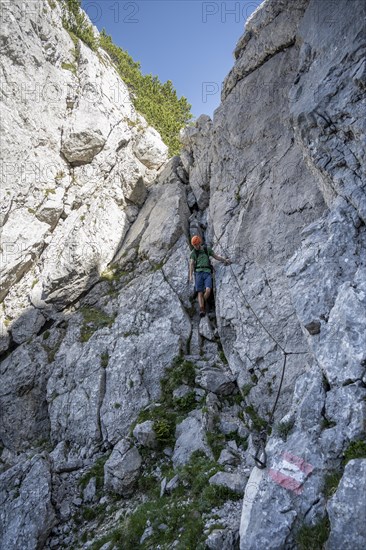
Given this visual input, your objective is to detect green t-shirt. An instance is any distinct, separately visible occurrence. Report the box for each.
[190,246,213,272]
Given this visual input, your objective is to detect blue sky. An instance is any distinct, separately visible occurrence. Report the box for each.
[81,0,262,119]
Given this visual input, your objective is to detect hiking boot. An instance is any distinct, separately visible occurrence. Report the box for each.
[200,306,206,317]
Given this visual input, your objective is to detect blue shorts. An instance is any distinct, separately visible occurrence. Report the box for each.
[195,271,212,293]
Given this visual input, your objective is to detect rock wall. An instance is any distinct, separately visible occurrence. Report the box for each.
[199,0,365,547]
[1,0,365,549]
[0,0,168,350]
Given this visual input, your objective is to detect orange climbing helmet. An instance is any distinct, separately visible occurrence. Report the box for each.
[191,235,202,246]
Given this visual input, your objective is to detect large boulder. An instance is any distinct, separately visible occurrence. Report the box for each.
[173,410,212,467]
[326,459,366,549]
[61,129,106,165]
[0,454,55,550]
[104,439,142,496]
[133,126,168,170]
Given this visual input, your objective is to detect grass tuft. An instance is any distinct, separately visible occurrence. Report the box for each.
[296,515,330,550]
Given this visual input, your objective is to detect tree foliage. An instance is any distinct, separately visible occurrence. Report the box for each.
[61,0,98,50]
[60,1,193,156]
[99,30,193,155]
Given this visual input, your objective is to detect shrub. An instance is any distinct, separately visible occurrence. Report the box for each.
[153,418,175,443]
[61,0,98,51]
[99,30,192,155]
[275,419,294,441]
[61,61,77,75]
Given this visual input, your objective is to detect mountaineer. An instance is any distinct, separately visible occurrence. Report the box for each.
[189,235,231,317]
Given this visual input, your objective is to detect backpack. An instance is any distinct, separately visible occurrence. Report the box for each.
[191,245,213,273]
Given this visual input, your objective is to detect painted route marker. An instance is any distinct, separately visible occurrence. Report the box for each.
[268,452,313,494]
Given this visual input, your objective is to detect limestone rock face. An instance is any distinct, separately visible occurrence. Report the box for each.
[0,341,50,451]
[188,0,365,548]
[208,0,326,422]
[180,115,212,209]
[1,0,365,548]
[326,459,366,549]
[0,454,55,550]
[0,0,168,334]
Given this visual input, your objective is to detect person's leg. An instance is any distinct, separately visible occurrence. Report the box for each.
[203,273,213,303]
[195,273,206,315]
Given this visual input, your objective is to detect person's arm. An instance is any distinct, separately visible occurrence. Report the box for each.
[212,252,231,265]
[189,259,195,281]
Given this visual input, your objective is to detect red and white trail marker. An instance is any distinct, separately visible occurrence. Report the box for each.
[268,452,313,494]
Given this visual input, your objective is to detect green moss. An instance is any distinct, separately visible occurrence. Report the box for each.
[79,455,109,493]
[218,350,228,365]
[90,452,235,550]
[137,473,158,494]
[123,330,139,338]
[131,356,198,448]
[206,430,226,461]
[343,439,366,463]
[296,515,330,550]
[151,261,165,272]
[244,405,269,432]
[42,335,63,363]
[55,170,66,180]
[34,437,53,452]
[224,392,243,407]
[321,417,336,430]
[100,268,116,281]
[82,507,97,521]
[323,470,343,499]
[163,356,196,391]
[100,266,130,282]
[227,432,248,450]
[241,383,253,398]
[100,352,109,368]
[80,307,116,342]
[31,278,39,289]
